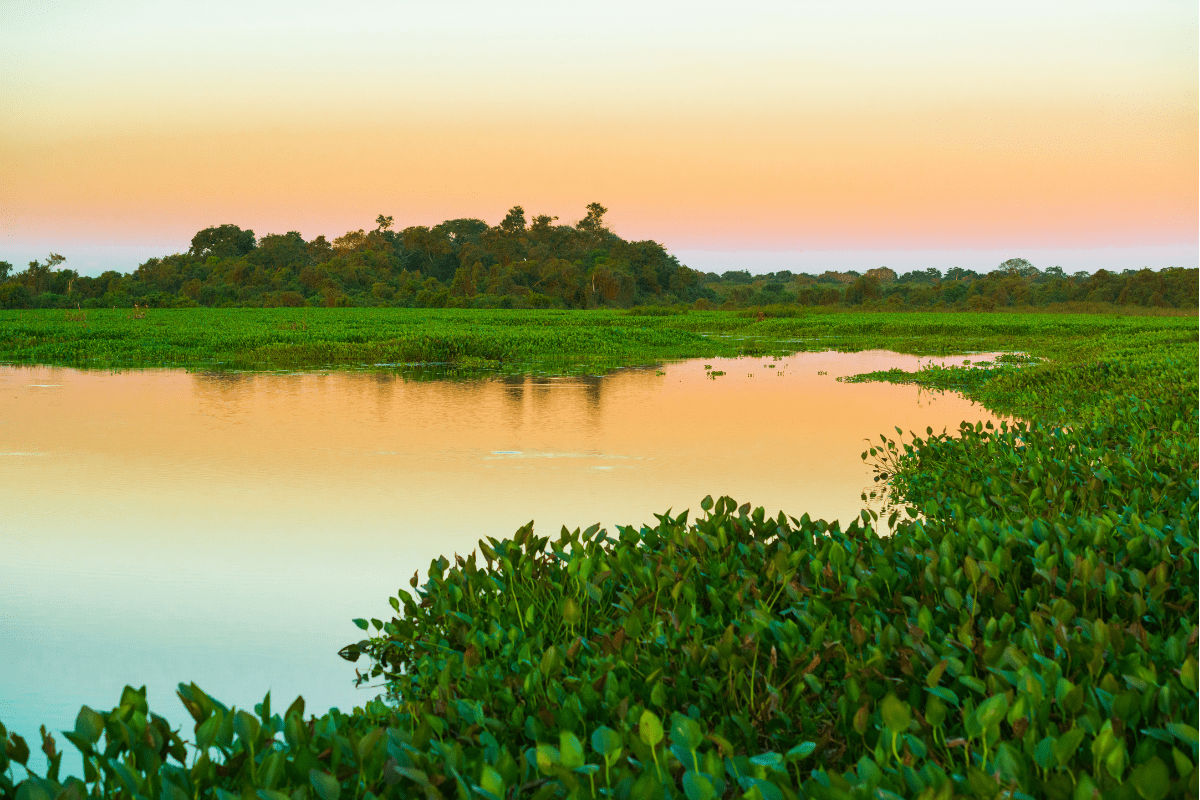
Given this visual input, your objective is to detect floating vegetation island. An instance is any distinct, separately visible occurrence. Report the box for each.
[1,309,1196,800]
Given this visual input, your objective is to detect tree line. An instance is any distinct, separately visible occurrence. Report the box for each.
[0,206,1195,310]
[703,261,1197,311]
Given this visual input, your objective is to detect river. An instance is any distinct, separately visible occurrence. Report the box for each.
[0,350,1006,743]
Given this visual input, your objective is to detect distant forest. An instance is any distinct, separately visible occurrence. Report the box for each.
[1,204,1196,311]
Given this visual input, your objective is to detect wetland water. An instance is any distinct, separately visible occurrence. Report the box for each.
[1,350,1007,740]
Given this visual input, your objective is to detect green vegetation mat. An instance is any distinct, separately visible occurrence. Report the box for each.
[2,311,1197,800]
[0,307,1194,378]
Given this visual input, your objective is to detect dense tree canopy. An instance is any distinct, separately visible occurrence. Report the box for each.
[0,208,1195,311]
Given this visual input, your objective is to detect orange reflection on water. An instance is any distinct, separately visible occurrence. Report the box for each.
[0,352,1005,740]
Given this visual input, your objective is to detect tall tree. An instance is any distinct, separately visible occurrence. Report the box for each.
[189,225,256,259]
[499,206,526,234]
[576,202,608,234]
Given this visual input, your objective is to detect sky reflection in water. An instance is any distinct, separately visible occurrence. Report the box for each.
[0,350,1007,742]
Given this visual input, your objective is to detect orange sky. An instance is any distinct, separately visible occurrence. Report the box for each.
[1,1,1196,273]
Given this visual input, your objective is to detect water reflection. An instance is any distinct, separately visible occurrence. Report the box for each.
[0,351,1007,745]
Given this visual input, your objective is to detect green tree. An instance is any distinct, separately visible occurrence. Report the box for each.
[189,225,256,259]
[844,274,880,304]
[252,232,310,271]
[996,257,1038,277]
[499,205,526,234]
[576,202,609,234]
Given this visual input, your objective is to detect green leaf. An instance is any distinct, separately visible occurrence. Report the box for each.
[785,742,816,761]
[1072,773,1097,800]
[536,745,560,774]
[560,732,584,770]
[310,769,341,800]
[749,752,783,772]
[958,675,987,695]
[233,710,261,746]
[1033,736,1056,770]
[880,694,910,733]
[974,694,1008,730]
[670,716,704,751]
[682,771,715,800]
[480,765,506,800]
[925,660,948,689]
[925,687,959,707]
[591,727,622,757]
[1054,728,1085,767]
[74,706,105,744]
[639,710,664,747]
[6,734,30,766]
[539,646,561,679]
[1166,723,1198,750]
[562,598,582,625]
[1130,756,1169,800]
[352,618,369,631]
[15,781,51,800]
[119,685,148,715]
[163,782,190,800]
[110,760,142,794]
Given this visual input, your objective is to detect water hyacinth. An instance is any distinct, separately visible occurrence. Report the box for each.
[2,311,1196,799]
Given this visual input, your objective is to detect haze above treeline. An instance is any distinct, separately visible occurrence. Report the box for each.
[1,205,1195,311]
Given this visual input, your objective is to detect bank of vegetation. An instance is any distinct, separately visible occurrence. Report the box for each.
[1,206,1195,312]
[1,316,1196,800]
[0,307,1195,374]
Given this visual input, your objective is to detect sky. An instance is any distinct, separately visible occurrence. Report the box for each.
[1,0,1196,276]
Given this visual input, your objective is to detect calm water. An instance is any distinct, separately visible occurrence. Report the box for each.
[0,351,1006,741]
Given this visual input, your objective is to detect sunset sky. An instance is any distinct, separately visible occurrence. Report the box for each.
[2,1,1196,275]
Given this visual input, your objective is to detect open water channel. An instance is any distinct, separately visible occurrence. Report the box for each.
[0,350,1008,745]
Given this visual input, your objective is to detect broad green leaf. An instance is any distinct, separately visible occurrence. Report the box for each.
[480,765,505,800]
[591,727,622,757]
[670,715,703,751]
[1130,756,1169,800]
[536,745,560,774]
[1054,728,1085,768]
[1033,736,1056,770]
[925,660,947,689]
[974,694,1008,729]
[749,752,783,772]
[1166,723,1198,750]
[233,710,261,745]
[785,742,816,761]
[74,706,104,744]
[639,710,664,747]
[880,694,911,733]
[310,769,340,800]
[682,771,715,800]
[560,732,584,769]
[6,734,30,766]
[926,687,958,707]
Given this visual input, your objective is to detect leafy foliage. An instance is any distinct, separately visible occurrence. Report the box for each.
[2,226,1195,311]
[0,206,710,311]
[1,313,1197,799]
